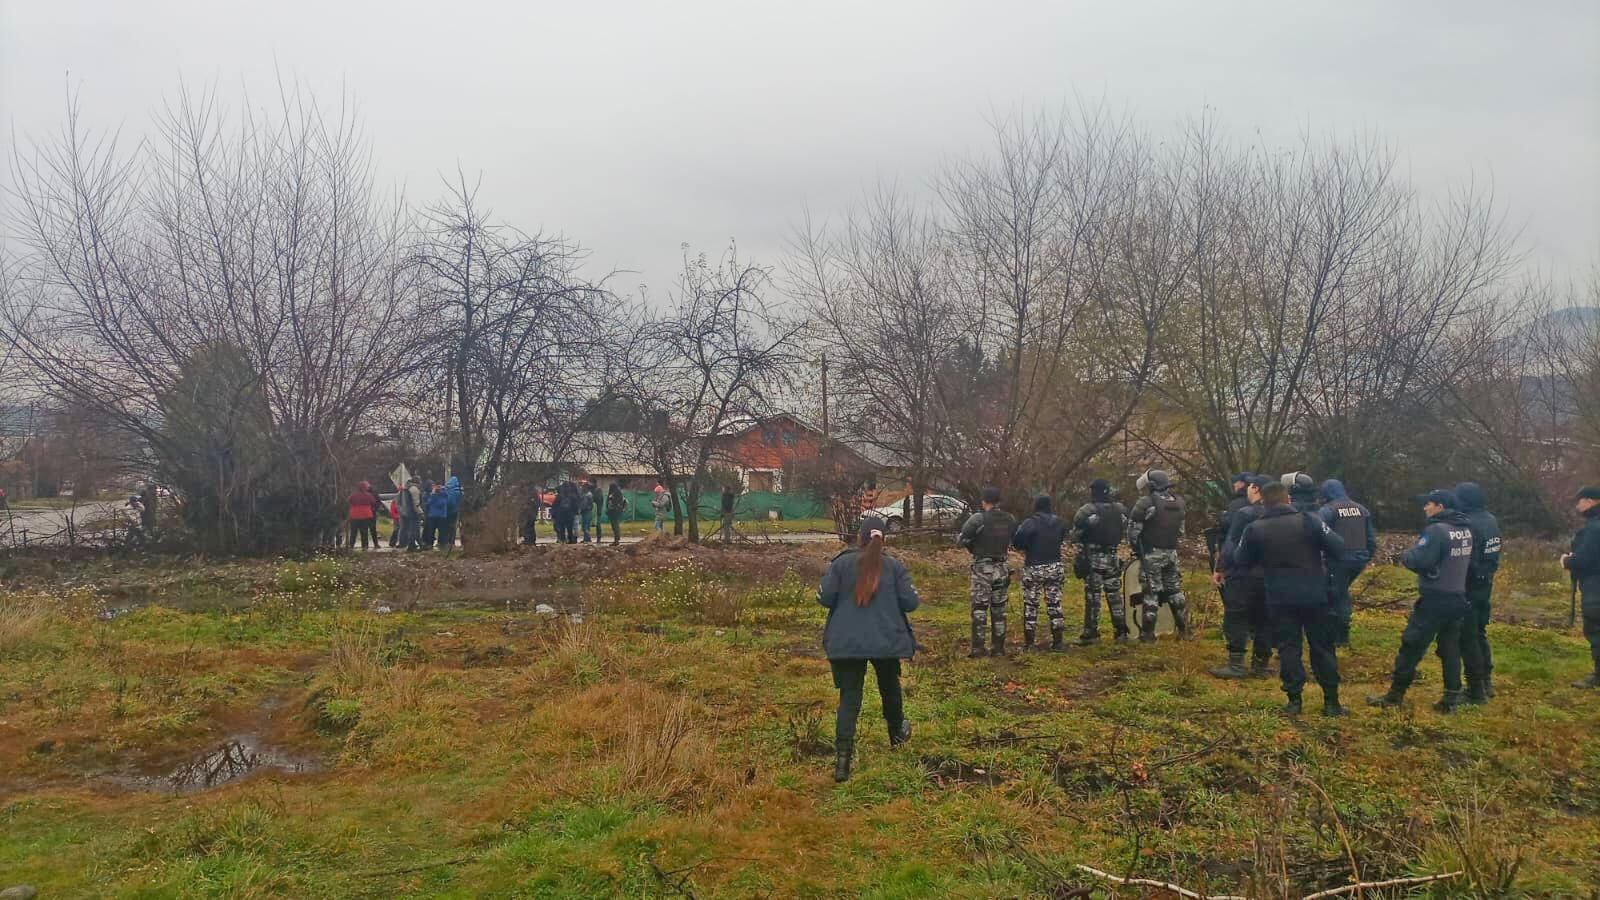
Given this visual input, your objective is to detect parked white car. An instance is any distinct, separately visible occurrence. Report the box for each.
[866,493,969,532]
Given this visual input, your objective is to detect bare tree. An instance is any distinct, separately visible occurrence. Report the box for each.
[935,105,1167,498]
[2,85,422,551]
[647,246,801,541]
[410,176,617,510]
[787,191,963,524]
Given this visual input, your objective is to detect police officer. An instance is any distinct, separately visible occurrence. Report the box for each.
[958,486,1018,657]
[1368,490,1475,712]
[1562,486,1600,689]
[1235,481,1347,715]
[1013,494,1069,651]
[1128,470,1189,642]
[1282,471,1318,513]
[1072,479,1130,644]
[1316,479,1377,647]
[1452,482,1501,703]
[1210,476,1273,678]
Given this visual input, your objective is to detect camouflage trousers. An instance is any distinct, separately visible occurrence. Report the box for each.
[1021,562,1065,633]
[970,557,1012,640]
[1081,547,1128,638]
[1138,547,1189,634]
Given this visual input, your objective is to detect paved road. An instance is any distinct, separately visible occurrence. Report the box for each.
[0,501,127,547]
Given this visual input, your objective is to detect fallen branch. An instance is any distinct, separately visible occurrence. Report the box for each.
[1073,864,1249,900]
[1300,870,1464,899]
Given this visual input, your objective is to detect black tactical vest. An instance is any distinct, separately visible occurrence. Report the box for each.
[1140,494,1183,550]
[1085,502,1125,547]
[971,509,1016,560]
[1252,511,1325,580]
[1324,498,1369,549]
[1423,521,1474,594]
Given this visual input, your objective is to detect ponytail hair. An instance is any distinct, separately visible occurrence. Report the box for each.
[854,529,885,607]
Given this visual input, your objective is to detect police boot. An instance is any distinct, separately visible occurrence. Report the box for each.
[968,622,987,659]
[1170,602,1191,640]
[1464,681,1489,706]
[889,720,912,749]
[1321,687,1346,717]
[1484,673,1495,698]
[832,740,854,783]
[1138,623,1157,643]
[1572,671,1600,689]
[1433,690,1463,714]
[1209,652,1249,679]
[1113,628,1131,643]
[1077,629,1099,646]
[1366,686,1406,708]
[1022,626,1036,651]
[1280,693,1302,716]
[1050,627,1067,652]
[1250,656,1272,678]
[990,630,1007,657]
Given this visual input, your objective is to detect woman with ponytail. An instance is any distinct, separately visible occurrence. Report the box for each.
[818,515,920,782]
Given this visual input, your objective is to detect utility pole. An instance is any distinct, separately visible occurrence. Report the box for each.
[820,352,830,443]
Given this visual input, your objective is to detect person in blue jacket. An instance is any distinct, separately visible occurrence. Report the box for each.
[1316,479,1377,647]
[421,482,452,550]
[1562,486,1600,689]
[1368,490,1475,712]
[441,475,463,549]
[1235,481,1347,716]
[1012,494,1069,651]
[818,515,919,782]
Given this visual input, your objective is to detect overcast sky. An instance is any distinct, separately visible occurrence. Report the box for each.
[3,0,1596,297]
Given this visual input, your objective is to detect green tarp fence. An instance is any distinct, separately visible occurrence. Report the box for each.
[614,489,824,522]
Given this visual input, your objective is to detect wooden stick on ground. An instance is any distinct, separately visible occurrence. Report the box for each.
[1300,870,1465,899]
[1073,864,1250,900]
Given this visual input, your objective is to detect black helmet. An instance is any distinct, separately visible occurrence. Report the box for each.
[1281,471,1314,491]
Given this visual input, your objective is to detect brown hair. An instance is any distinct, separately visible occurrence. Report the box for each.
[1261,482,1289,505]
[854,530,885,607]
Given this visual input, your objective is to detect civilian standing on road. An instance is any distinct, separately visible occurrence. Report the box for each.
[397,478,424,551]
[652,481,672,533]
[442,475,463,549]
[606,483,628,545]
[579,481,597,543]
[422,483,451,550]
[818,515,918,783]
[346,481,384,550]
[719,485,738,543]
[1562,486,1600,688]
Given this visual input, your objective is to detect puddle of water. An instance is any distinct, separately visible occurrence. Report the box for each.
[105,733,323,794]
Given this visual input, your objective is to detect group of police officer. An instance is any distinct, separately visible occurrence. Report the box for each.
[956,470,1600,717]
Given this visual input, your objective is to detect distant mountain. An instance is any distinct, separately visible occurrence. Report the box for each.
[1533,306,1600,336]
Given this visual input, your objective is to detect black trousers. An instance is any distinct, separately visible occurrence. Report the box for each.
[1582,593,1600,674]
[554,511,578,543]
[422,516,447,549]
[347,519,378,549]
[830,658,903,745]
[1459,579,1492,689]
[1327,562,1363,645]
[608,512,622,543]
[1270,604,1339,697]
[1222,576,1272,662]
[1390,591,1468,695]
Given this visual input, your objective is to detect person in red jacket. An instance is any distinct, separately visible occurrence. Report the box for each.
[347,481,384,550]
